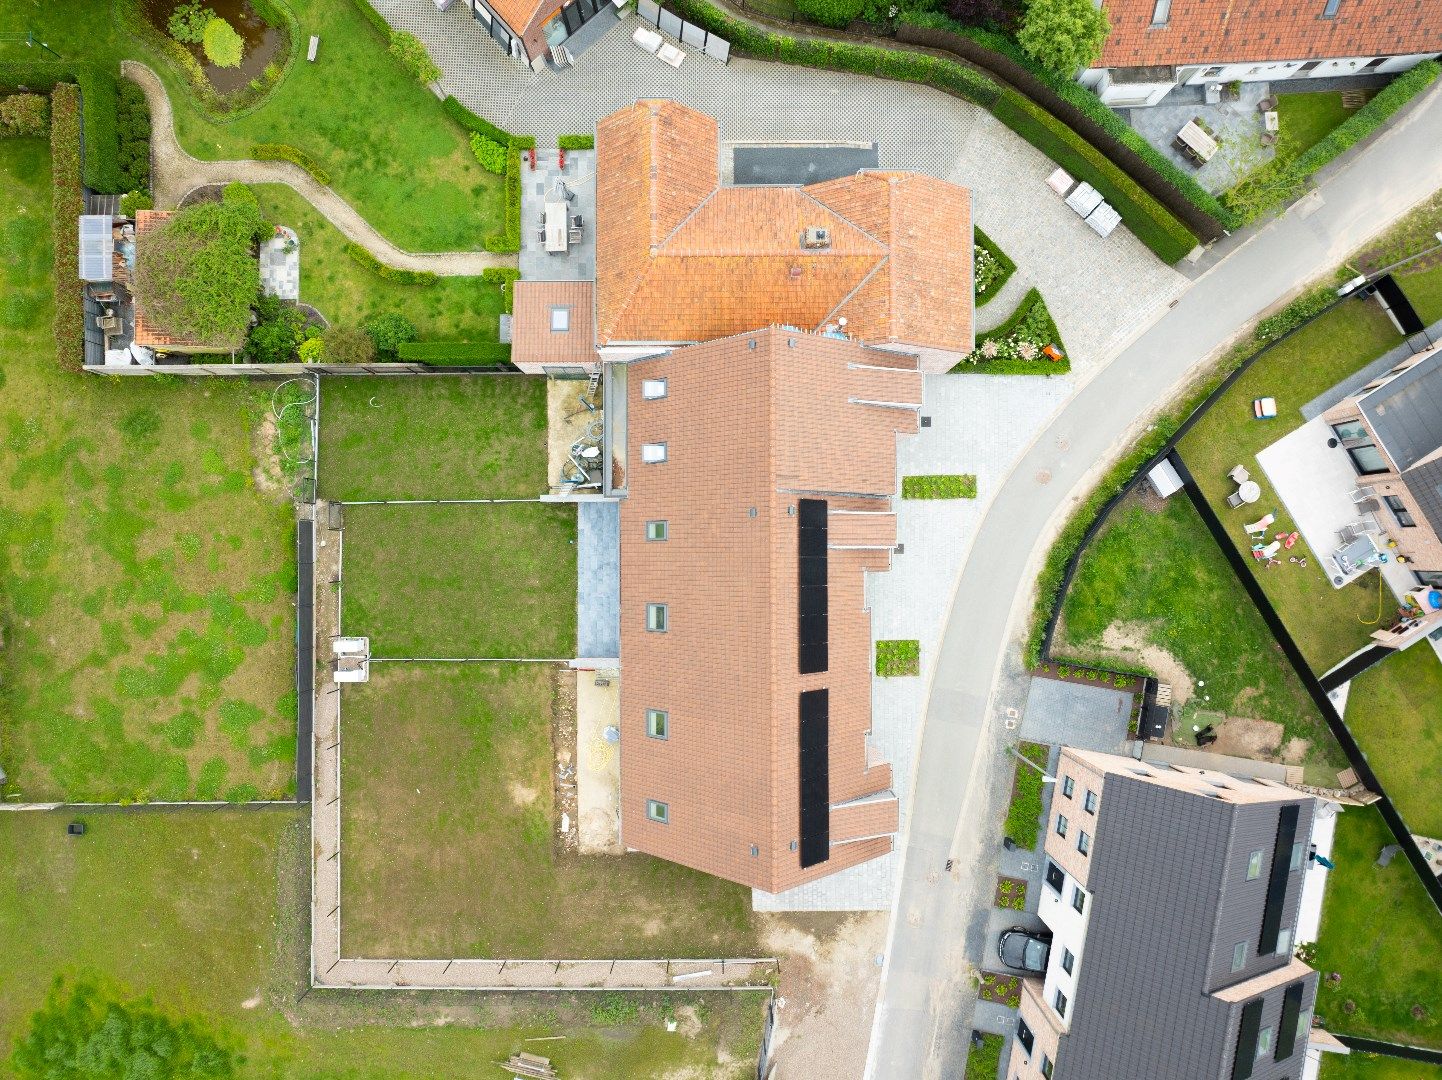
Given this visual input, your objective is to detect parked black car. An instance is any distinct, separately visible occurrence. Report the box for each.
[998,927,1052,973]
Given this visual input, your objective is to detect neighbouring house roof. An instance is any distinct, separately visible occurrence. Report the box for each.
[132,210,210,351]
[482,0,551,46]
[594,100,972,354]
[1057,770,1318,1079]
[1359,345,1442,471]
[1403,457,1442,541]
[618,327,920,893]
[1098,0,1442,68]
[511,280,597,368]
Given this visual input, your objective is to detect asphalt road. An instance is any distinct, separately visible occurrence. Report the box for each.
[864,82,1442,1080]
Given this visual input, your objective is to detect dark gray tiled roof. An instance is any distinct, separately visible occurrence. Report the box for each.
[1360,349,1442,471]
[1057,776,1316,1080]
[1404,458,1442,550]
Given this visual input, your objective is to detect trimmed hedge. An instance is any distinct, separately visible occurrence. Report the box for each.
[1289,60,1440,180]
[347,0,395,38]
[343,243,439,285]
[395,341,514,364]
[0,61,124,193]
[902,474,978,499]
[251,143,331,184]
[558,134,595,150]
[482,266,522,312]
[973,225,1015,307]
[51,83,85,370]
[485,146,523,253]
[441,95,521,146]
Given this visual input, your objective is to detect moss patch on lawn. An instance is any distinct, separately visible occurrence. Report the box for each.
[875,639,921,677]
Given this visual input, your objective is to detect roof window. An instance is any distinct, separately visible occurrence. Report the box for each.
[1322,0,1340,16]
[1150,0,1170,24]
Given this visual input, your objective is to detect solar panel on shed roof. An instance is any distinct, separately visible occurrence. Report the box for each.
[78,214,113,282]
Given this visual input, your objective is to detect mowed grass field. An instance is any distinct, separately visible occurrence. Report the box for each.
[0,809,766,1079]
[340,663,761,959]
[1321,1054,1442,1080]
[341,502,577,657]
[319,376,548,501]
[0,138,295,802]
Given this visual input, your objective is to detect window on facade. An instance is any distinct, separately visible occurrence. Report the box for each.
[1362,56,1389,69]
[646,799,668,823]
[641,442,667,463]
[646,520,668,541]
[1062,776,1074,798]
[1053,990,1068,1018]
[1232,941,1247,972]
[1077,831,1090,856]
[1384,495,1416,527]
[1056,814,1068,838]
[1276,927,1293,956]
[1071,885,1085,914]
[1083,790,1098,814]
[1061,948,1075,975]
[646,603,668,632]
[1416,570,1442,588]
[549,306,570,332]
[1247,849,1264,880]
[1016,1017,1035,1056]
[1290,841,1305,871]
[641,378,668,400]
[1257,1025,1274,1058]
[1332,421,1389,475]
[645,708,668,739]
[1149,0,1170,24]
[1040,1055,1054,1079]
[1046,861,1065,893]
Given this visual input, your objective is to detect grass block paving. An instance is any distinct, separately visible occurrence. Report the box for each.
[342,502,577,658]
[339,663,761,959]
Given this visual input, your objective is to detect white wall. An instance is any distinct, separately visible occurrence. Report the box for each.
[1037,859,1091,1032]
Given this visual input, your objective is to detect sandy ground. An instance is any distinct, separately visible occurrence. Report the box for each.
[764,913,888,1080]
[1098,621,1196,705]
[551,668,580,854]
[547,379,603,494]
[575,667,622,853]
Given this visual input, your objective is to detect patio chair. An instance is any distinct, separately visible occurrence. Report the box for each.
[1229,465,1250,484]
[1244,512,1275,537]
[1227,489,1247,509]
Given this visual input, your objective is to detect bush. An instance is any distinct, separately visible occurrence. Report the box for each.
[299,335,324,363]
[484,146,523,253]
[120,190,154,217]
[481,266,522,312]
[346,0,395,37]
[169,1,216,44]
[203,17,246,68]
[0,62,120,190]
[902,474,978,498]
[441,95,516,145]
[395,340,514,364]
[250,143,331,185]
[361,311,418,357]
[50,83,84,370]
[389,30,441,84]
[1253,284,1335,345]
[1017,0,1109,76]
[320,325,377,364]
[343,242,439,285]
[558,134,594,150]
[0,93,48,137]
[116,80,152,191]
[243,293,307,363]
[973,225,1015,305]
[469,131,507,174]
[794,0,865,28]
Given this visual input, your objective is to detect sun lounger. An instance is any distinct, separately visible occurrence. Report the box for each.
[1251,540,1282,560]
[657,42,686,67]
[1244,512,1275,536]
[1253,397,1277,419]
[632,26,663,53]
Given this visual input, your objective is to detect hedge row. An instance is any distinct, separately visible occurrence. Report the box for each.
[1289,60,1440,181]
[343,243,439,285]
[347,0,395,38]
[251,142,332,185]
[482,266,522,312]
[51,83,85,370]
[485,146,523,253]
[558,134,595,150]
[0,62,123,193]
[441,95,535,149]
[395,341,514,363]
[973,224,1015,307]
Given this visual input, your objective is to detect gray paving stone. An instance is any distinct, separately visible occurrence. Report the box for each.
[1017,676,1133,752]
[577,499,619,658]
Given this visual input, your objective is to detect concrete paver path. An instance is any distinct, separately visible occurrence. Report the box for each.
[123,61,514,275]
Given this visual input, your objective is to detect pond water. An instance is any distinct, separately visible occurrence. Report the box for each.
[141,0,285,96]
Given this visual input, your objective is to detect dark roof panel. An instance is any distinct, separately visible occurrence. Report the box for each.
[1360,349,1442,471]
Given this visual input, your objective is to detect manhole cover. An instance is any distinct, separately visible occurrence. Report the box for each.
[1036,469,1052,484]
[1056,435,1071,452]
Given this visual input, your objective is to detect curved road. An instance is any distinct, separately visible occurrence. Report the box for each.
[866,83,1442,1079]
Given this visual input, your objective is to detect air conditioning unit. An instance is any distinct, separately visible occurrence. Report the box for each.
[801,227,831,249]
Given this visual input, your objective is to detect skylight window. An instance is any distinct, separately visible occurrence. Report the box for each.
[1150,0,1171,24]
[1322,0,1341,16]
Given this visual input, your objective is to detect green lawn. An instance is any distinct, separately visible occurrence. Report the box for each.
[1343,644,1442,838]
[0,137,296,803]
[340,663,762,958]
[1276,92,1355,161]
[965,1033,1004,1079]
[341,502,577,657]
[1177,296,1404,674]
[0,809,766,1079]
[1322,1053,1442,1080]
[1003,741,1050,849]
[8,0,504,252]
[1311,806,1442,1050]
[1057,493,1343,776]
[319,376,548,501]
[253,185,505,340]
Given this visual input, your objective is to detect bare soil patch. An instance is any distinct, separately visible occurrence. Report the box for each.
[1207,716,1285,760]
[1099,621,1196,704]
[251,412,288,500]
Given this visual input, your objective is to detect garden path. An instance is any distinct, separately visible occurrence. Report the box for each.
[974,272,1033,335]
[123,61,515,275]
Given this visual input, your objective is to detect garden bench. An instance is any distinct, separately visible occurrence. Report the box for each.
[308,35,319,62]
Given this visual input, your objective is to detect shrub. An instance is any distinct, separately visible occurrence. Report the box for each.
[169,1,216,44]
[482,266,522,312]
[794,0,865,28]
[395,340,513,364]
[1004,741,1051,847]
[250,142,331,185]
[389,30,441,85]
[558,134,594,150]
[876,639,921,677]
[203,18,246,68]
[902,474,978,499]
[469,131,507,174]
[120,190,154,217]
[973,225,1015,304]
[1017,0,1108,76]
[50,83,84,370]
[343,243,439,285]
[319,325,377,364]
[346,0,395,37]
[484,146,523,253]
[298,335,324,363]
[243,293,307,363]
[0,93,48,137]
[361,311,418,357]
[957,287,1069,372]
[1253,284,1335,345]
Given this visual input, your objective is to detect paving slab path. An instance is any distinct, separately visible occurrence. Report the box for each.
[123,61,514,276]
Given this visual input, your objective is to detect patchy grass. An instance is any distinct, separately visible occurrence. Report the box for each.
[1003,741,1050,849]
[341,502,576,657]
[1342,645,1442,838]
[1276,91,1356,161]
[1311,806,1442,1050]
[0,809,767,1077]
[1176,294,1404,673]
[1056,493,1343,776]
[340,663,761,958]
[0,138,295,803]
[875,639,921,677]
[252,185,505,340]
[318,376,547,501]
[902,474,977,499]
[965,1032,1005,1079]
[1321,1053,1442,1080]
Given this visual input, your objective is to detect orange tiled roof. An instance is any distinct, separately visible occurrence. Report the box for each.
[595,101,973,355]
[1100,0,1442,67]
[511,280,597,368]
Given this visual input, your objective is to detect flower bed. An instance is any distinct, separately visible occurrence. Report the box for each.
[1034,661,1140,691]
[954,288,1069,375]
[973,226,1015,307]
[978,970,1022,1007]
[902,474,977,499]
[1004,740,1051,848]
[875,639,920,677]
[996,876,1028,911]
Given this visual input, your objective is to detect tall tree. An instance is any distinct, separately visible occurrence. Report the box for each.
[1017,0,1110,75]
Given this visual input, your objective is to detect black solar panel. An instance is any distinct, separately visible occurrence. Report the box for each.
[799,689,830,868]
[1258,804,1299,956]
[797,499,828,674]
[1275,981,1304,1062]
[1232,999,1264,1080]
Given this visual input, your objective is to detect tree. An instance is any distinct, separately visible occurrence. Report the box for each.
[1017,0,1110,76]
[321,326,378,365]
[12,977,240,1080]
[203,17,245,68]
[243,293,307,363]
[362,312,417,357]
[1219,130,1307,225]
[388,31,441,84]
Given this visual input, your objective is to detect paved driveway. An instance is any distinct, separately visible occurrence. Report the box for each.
[375,0,1187,371]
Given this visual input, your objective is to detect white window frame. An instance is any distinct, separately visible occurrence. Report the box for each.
[646,603,668,632]
[1247,849,1264,880]
[646,520,668,541]
[646,799,669,823]
[641,377,668,400]
[641,442,667,463]
[549,305,571,332]
[645,708,668,739]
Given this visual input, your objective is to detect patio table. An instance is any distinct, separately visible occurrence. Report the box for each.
[544,201,570,253]
[1176,119,1218,164]
[1238,480,1261,504]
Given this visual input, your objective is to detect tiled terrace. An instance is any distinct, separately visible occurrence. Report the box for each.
[1125,83,1274,195]
[519,147,596,282]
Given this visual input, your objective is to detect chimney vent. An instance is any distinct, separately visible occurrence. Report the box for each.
[801,227,831,249]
